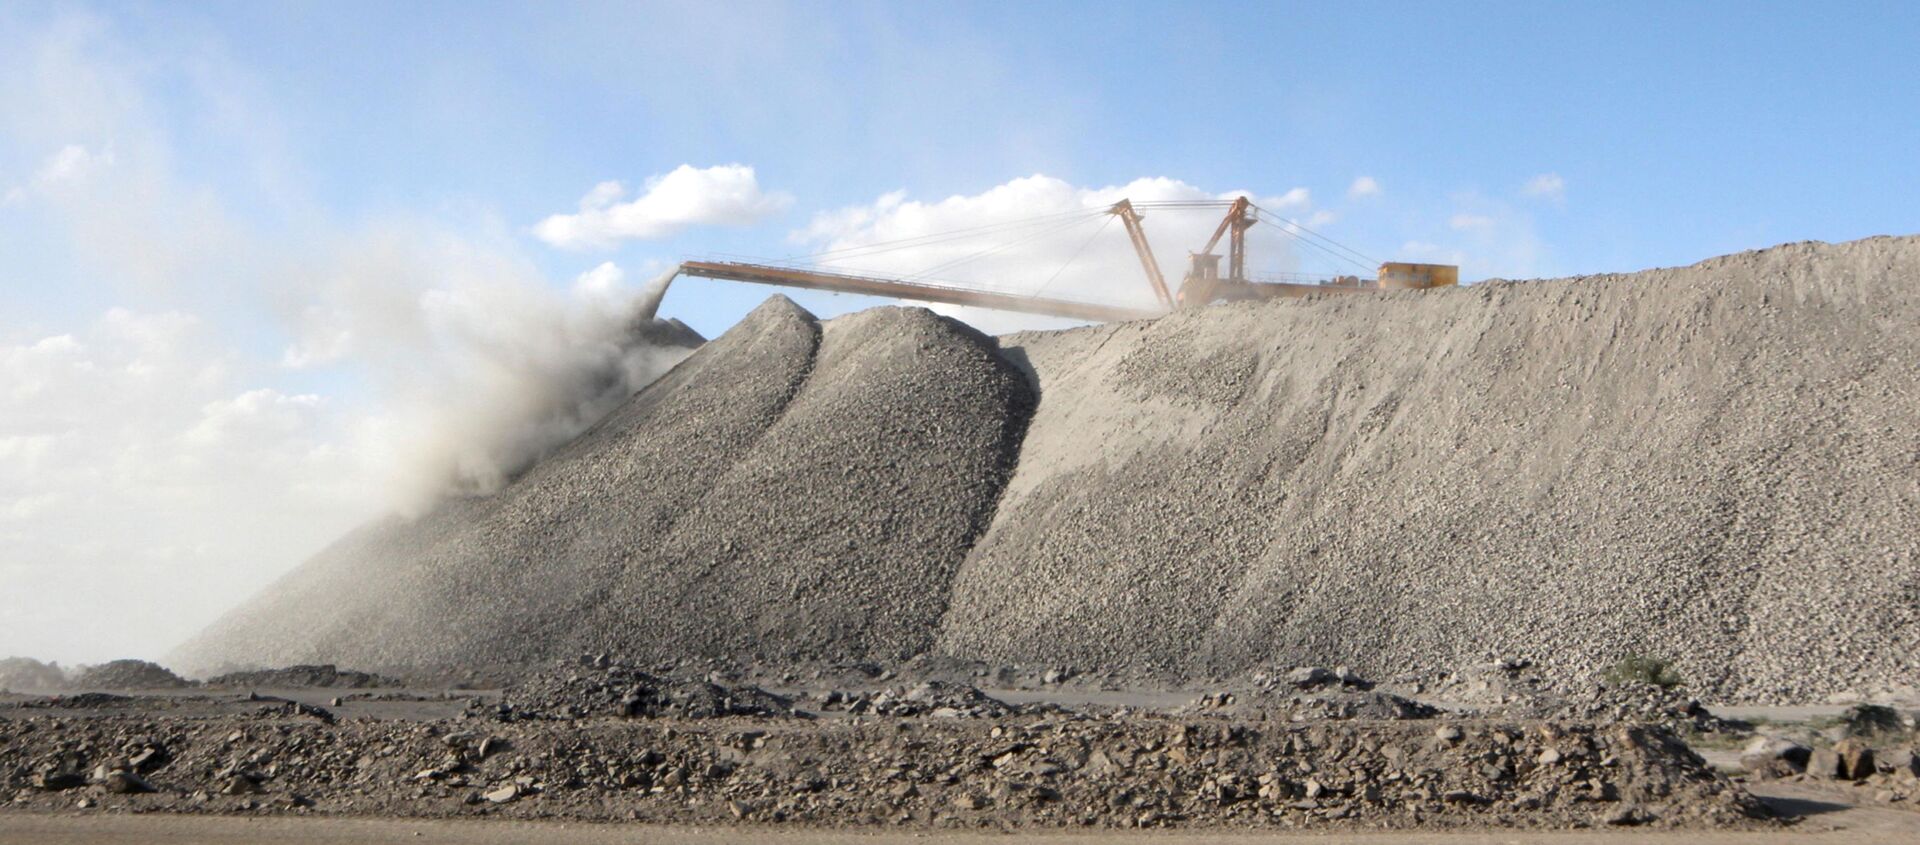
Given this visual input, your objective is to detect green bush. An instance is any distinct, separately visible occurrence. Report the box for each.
[1604,655,1684,689]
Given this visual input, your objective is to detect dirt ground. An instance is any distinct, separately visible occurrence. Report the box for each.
[5,667,1917,838]
[2,783,1918,845]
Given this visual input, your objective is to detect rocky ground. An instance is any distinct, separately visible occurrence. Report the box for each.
[0,658,1881,832]
[4,658,1918,833]
[0,706,1754,829]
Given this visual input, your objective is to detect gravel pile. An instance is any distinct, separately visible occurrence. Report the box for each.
[0,711,1767,829]
[570,305,1032,665]
[15,692,140,709]
[204,665,399,689]
[70,660,194,690]
[817,681,1021,718]
[176,299,1032,679]
[178,236,1920,704]
[1184,689,1442,722]
[174,302,817,674]
[484,658,793,721]
[943,236,1920,702]
[1555,684,1743,737]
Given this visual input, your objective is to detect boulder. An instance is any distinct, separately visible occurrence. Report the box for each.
[1287,667,1337,689]
[1877,747,1918,779]
[1834,739,1876,781]
[1739,736,1811,778]
[1808,747,1842,780]
[30,769,86,791]
[99,770,156,794]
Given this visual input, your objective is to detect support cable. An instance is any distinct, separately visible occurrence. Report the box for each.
[1033,214,1116,298]
[903,214,1106,284]
[786,208,1106,264]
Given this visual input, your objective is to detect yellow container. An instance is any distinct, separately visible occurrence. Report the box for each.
[1377,262,1459,289]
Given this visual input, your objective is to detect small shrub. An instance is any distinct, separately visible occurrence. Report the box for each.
[1604,655,1684,689]
[1841,703,1907,738]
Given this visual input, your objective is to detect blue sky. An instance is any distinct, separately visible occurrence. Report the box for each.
[2,0,1917,664]
[9,1,1918,336]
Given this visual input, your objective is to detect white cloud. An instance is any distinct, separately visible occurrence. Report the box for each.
[533,164,793,249]
[793,174,1339,333]
[1450,213,1497,232]
[0,13,700,666]
[1347,176,1381,198]
[2,143,116,204]
[279,306,355,368]
[1424,195,1549,279]
[1261,187,1311,211]
[570,260,625,301]
[36,143,115,185]
[185,388,324,447]
[1521,172,1566,202]
[0,307,374,665]
[1398,240,1467,267]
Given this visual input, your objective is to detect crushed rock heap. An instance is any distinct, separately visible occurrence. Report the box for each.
[204,664,399,689]
[177,236,1920,703]
[484,657,794,721]
[70,660,193,691]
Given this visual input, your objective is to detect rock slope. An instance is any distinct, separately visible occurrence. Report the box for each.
[943,236,1920,701]
[175,298,1032,677]
[178,236,1920,702]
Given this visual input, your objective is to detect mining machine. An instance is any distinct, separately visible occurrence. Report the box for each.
[653,197,1457,323]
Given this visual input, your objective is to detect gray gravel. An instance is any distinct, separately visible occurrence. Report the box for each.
[175,299,820,676]
[175,298,1032,679]
[942,235,1920,703]
[177,236,1920,705]
[70,660,193,690]
[570,304,1032,665]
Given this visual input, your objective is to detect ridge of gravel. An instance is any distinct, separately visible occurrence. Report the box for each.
[171,302,811,675]
[570,305,1033,665]
[939,235,1920,703]
[175,236,1920,704]
[175,299,1035,680]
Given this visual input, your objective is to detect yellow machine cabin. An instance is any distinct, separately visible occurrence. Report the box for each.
[1377,262,1459,290]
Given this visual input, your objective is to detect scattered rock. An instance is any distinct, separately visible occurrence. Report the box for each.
[822,681,1022,719]
[30,769,86,791]
[99,770,156,794]
[205,664,400,689]
[1834,739,1876,781]
[69,660,192,690]
[0,708,1770,829]
[487,657,794,721]
[1739,736,1811,778]
[1605,805,1648,826]
[1287,667,1338,689]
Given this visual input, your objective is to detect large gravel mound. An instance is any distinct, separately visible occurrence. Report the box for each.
[178,236,1920,703]
[174,300,813,674]
[572,305,1033,664]
[175,298,1033,678]
[939,236,1920,702]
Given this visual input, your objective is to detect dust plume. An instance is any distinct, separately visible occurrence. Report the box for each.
[283,234,697,513]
